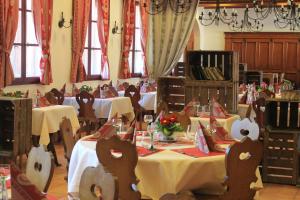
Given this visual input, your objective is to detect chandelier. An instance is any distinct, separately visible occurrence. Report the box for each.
[199,0,238,26]
[230,5,264,31]
[273,0,300,30]
[199,0,300,31]
[142,0,193,15]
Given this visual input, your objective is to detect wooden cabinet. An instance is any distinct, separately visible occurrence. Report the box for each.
[225,32,300,86]
[158,50,239,113]
[0,97,32,166]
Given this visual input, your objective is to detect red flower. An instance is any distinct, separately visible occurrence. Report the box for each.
[160,117,170,126]
[169,116,177,123]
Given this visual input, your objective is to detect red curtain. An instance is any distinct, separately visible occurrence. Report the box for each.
[96,0,110,80]
[0,0,19,88]
[140,1,148,77]
[32,0,53,85]
[119,0,135,79]
[71,0,90,83]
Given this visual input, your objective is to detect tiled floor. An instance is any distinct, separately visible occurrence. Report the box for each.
[47,143,300,200]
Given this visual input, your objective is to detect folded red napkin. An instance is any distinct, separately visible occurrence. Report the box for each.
[136,146,162,157]
[172,148,224,158]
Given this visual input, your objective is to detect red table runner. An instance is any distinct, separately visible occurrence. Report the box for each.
[172,148,225,158]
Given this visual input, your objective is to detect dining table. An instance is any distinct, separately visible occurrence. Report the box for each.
[68,134,263,200]
[32,105,80,146]
[190,114,240,137]
[63,96,135,121]
[118,91,157,112]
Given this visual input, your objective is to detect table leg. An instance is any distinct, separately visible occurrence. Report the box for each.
[47,133,61,167]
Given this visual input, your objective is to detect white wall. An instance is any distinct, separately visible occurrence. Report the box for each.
[4,0,140,96]
[197,7,300,50]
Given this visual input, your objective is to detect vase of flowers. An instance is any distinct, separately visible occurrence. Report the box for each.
[156,115,183,141]
[79,85,93,93]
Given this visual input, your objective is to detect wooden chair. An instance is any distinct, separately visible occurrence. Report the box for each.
[50,88,64,105]
[76,91,100,135]
[60,83,66,94]
[79,164,117,200]
[124,85,143,130]
[252,97,266,134]
[60,117,76,180]
[156,100,169,116]
[44,91,58,105]
[25,146,54,193]
[193,137,263,200]
[96,135,141,199]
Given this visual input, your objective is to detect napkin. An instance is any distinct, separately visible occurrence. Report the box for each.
[195,124,209,154]
[209,115,229,141]
[210,98,228,118]
[72,84,80,96]
[239,91,247,104]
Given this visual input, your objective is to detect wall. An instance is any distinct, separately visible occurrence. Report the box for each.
[197,7,300,51]
[4,0,139,96]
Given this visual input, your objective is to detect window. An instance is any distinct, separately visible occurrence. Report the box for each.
[129,4,145,77]
[11,0,41,84]
[83,0,102,80]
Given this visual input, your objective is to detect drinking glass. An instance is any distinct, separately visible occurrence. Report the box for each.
[144,115,154,149]
[185,125,195,141]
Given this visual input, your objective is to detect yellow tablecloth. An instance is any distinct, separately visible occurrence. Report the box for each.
[190,115,240,137]
[237,104,251,119]
[68,137,263,200]
[32,105,80,145]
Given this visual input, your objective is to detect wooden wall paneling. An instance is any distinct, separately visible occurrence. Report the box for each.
[271,39,285,71]
[257,39,271,71]
[245,40,257,70]
[225,32,300,86]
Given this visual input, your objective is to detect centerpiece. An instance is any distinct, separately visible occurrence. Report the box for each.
[156,115,183,141]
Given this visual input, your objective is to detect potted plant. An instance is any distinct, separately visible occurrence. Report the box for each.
[156,115,183,141]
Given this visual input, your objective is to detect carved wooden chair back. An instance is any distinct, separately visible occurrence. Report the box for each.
[25,146,54,193]
[93,85,101,98]
[124,85,142,114]
[60,83,66,94]
[156,100,169,116]
[79,164,117,200]
[60,118,75,172]
[44,91,58,105]
[222,137,263,200]
[123,82,130,90]
[96,135,141,200]
[252,97,266,131]
[76,90,97,120]
[101,84,109,90]
[50,88,64,105]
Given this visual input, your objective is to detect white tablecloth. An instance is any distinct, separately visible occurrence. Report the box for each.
[68,137,263,200]
[118,91,157,112]
[63,96,134,120]
[32,105,80,145]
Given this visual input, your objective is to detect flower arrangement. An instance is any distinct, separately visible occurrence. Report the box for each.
[1,90,24,98]
[79,85,93,93]
[156,115,183,137]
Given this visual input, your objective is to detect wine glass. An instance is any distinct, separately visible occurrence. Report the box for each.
[144,115,154,150]
[185,125,195,141]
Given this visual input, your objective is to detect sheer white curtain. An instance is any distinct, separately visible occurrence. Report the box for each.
[146,1,198,79]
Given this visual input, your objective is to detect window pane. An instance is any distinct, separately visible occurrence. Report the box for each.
[26,12,38,44]
[91,22,100,48]
[92,0,98,21]
[14,11,22,43]
[19,0,22,8]
[136,6,141,27]
[27,0,32,10]
[135,28,142,50]
[83,49,88,73]
[85,28,89,47]
[10,45,22,78]
[134,51,144,74]
[26,46,41,77]
[91,50,101,75]
[129,51,133,70]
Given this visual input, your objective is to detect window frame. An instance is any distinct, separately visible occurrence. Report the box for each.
[84,0,103,81]
[129,2,144,78]
[12,0,40,85]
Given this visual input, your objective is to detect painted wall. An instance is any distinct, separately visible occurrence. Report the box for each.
[4,0,140,96]
[197,7,300,51]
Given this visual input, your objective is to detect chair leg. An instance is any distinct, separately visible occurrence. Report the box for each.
[47,133,61,167]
